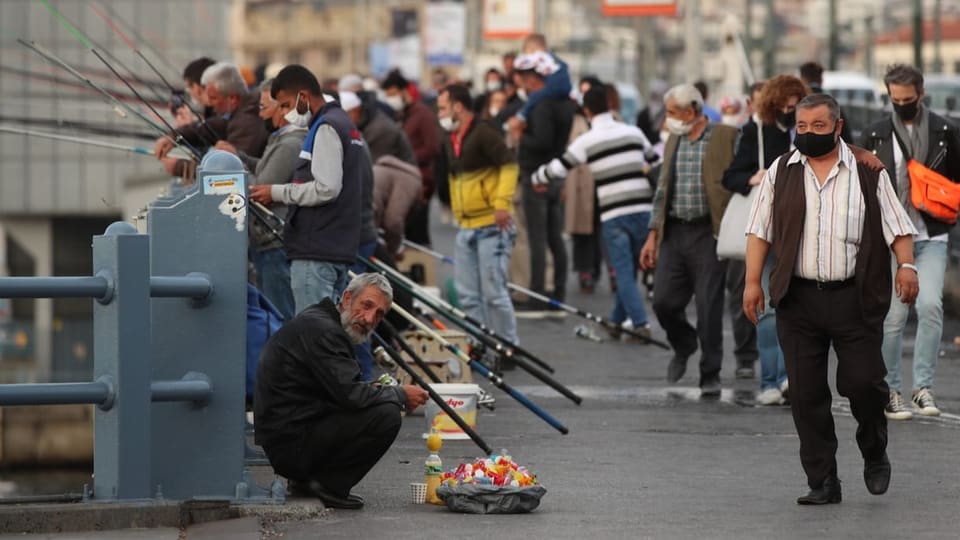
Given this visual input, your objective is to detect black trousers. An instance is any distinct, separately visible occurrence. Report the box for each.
[264,402,402,497]
[651,221,727,385]
[523,181,568,302]
[405,200,431,246]
[776,279,889,489]
[725,259,758,367]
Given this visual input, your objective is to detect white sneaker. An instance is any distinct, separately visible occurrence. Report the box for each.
[884,391,913,420]
[756,388,784,406]
[912,388,941,416]
[779,379,789,402]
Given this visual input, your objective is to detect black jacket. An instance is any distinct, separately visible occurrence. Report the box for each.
[254,298,407,448]
[722,120,793,195]
[859,111,960,236]
[517,96,576,175]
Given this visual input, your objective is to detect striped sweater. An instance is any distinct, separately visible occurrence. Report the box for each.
[533,112,656,222]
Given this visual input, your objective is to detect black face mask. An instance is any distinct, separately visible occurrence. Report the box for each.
[794,128,838,158]
[263,117,279,134]
[776,109,796,128]
[892,99,920,121]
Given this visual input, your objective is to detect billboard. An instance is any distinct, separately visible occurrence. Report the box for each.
[602,0,677,17]
[483,0,535,40]
[425,2,466,65]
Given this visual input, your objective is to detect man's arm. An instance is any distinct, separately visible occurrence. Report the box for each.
[250,135,301,187]
[305,333,407,410]
[722,123,760,195]
[518,101,557,154]
[226,112,269,159]
[271,125,343,206]
[516,56,572,121]
[531,134,587,187]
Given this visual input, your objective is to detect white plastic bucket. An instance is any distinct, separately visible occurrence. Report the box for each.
[423,383,480,440]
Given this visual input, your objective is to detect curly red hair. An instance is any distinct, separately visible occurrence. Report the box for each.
[757,75,810,126]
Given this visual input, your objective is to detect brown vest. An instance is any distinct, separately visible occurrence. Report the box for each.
[768,146,892,326]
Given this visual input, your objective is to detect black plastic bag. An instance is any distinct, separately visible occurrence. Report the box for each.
[436,484,547,514]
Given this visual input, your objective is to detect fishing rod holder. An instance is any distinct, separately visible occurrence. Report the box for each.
[0,152,281,503]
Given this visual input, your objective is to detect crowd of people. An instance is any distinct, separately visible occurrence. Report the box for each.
[152,37,958,508]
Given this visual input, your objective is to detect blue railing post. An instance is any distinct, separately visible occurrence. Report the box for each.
[92,221,152,500]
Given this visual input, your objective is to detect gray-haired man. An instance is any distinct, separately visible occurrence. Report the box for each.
[254,273,429,509]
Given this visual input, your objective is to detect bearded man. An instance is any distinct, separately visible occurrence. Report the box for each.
[254,273,428,509]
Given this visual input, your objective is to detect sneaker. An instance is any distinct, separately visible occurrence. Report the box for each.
[666,355,688,383]
[756,387,784,406]
[884,391,913,421]
[735,365,756,379]
[700,378,722,398]
[513,300,547,319]
[779,379,789,402]
[544,304,567,320]
[623,324,653,344]
[604,324,623,341]
[912,388,941,416]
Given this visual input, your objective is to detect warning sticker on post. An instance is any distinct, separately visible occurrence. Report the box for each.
[202,174,243,195]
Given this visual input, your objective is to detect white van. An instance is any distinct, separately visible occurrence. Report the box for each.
[821,71,882,106]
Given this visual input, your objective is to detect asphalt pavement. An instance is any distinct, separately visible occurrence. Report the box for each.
[6,216,960,540]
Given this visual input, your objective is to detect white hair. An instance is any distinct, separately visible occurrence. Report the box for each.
[343,272,393,305]
[200,62,248,97]
[664,84,704,115]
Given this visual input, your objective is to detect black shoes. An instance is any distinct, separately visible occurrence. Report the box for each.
[864,453,891,495]
[288,480,364,509]
[666,355,687,383]
[797,475,842,505]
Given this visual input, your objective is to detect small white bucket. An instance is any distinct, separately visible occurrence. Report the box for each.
[423,383,480,440]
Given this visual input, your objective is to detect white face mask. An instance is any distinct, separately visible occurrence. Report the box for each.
[486,80,503,93]
[439,115,459,132]
[283,94,312,128]
[385,94,405,112]
[517,88,528,101]
[489,106,501,118]
[665,117,692,136]
[721,114,741,127]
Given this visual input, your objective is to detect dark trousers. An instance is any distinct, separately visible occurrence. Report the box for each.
[405,200,431,246]
[725,259,758,367]
[776,279,888,489]
[523,181,568,302]
[651,221,727,385]
[572,232,601,276]
[263,402,402,497]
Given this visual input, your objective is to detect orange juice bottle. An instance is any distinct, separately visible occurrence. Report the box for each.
[425,431,443,504]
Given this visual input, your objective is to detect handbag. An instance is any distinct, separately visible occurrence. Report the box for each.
[717,124,763,260]
[895,134,960,224]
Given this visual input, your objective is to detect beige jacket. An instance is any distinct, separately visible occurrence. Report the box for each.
[373,156,422,255]
[563,114,596,235]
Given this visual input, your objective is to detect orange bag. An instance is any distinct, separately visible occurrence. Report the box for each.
[907,159,960,225]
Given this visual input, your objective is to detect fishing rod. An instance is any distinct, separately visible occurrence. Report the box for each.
[37,0,204,161]
[364,255,557,374]
[89,2,221,145]
[0,65,168,108]
[401,239,671,350]
[0,125,190,159]
[371,334,492,455]
[363,257,582,405]
[89,0,182,77]
[376,318,444,384]
[349,272,570,435]
[0,115,158,140]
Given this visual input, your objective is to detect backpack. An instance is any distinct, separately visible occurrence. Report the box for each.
[246,284,284,401]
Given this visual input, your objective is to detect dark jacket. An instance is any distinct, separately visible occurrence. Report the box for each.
[859,111,960,237]
[253,298,407,447]
[722,120,792,195]
[636,105,665,145]
[358,95,416,165]
[284,102,365,264]
[176,92,269,158]
[518,96,576,175]
[400,100,442,199]
[769,147,891,327]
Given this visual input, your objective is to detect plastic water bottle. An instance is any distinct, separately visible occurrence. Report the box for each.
[573,324,602,343]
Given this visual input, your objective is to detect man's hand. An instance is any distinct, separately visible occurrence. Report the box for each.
[748,169,766,187]
[161,157,181,176]
[249,184,274,205]
[639,234,658,271]
[214,141,238,155]
[154,137,175,159]
[895,266,919,304]
[402,385,429,411]
[742,282,765,325]
[494,209,513,230]
[531,165,549,193]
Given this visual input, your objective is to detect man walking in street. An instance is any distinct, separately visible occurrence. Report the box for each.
[438,84,520,345]
[860,64,960,420]
[744,94,918,504]
[639,84,738,396]
[532,86,657,341]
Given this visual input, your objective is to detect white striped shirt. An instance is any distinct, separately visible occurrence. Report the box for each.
[746,141,917,281]
[539,113,655,222]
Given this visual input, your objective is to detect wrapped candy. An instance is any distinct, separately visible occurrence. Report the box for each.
[439,452,539,488]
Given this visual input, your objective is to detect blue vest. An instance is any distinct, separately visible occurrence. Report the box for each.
[284,102,365,264]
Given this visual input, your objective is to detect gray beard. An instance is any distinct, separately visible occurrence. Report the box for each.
[340,310,371,345]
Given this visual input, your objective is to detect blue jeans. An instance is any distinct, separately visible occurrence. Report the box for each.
[601,213,649,327]
[250,247,295,321]
[290,260,348,315]
[455,225,518,344]
[882,240,947,391]
[758,257,786,391]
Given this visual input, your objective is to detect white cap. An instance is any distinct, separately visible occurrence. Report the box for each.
[339,91,362,112]
[513,51,558,77]
[264,62,285,80]
[338,74,363,92]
